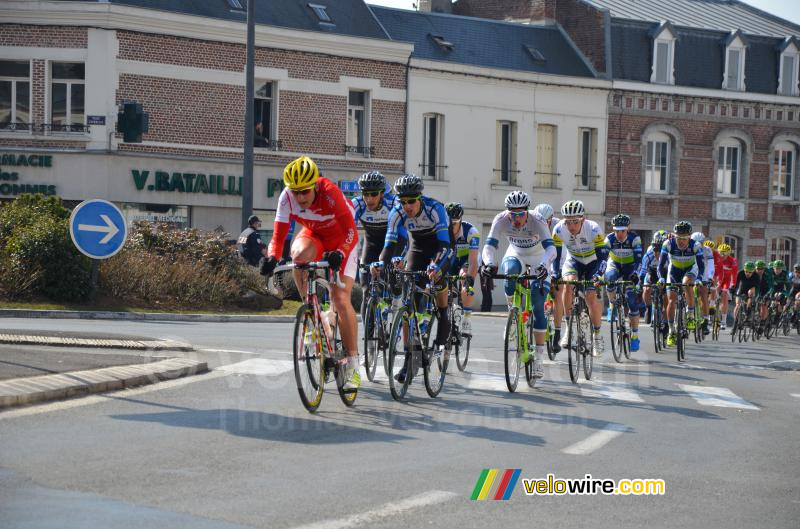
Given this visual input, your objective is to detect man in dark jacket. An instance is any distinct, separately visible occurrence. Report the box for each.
[238,215,267,266]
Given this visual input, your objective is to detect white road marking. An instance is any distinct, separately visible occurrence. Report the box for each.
[287,490,458,529]
[732,364,768,370]
[466,372,512,392]
[562,423,630,455]
[197,348,260,355]
[791,394,800,399]
[0,371,229,420]
[678,384,759,410]
[670,363,708,370]
[216,359,293,376]
[580,381,644,403]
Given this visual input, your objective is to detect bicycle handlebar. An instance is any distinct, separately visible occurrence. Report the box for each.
[273,261,345,288]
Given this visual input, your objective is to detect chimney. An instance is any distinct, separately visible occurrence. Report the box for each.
[419,0,453,14]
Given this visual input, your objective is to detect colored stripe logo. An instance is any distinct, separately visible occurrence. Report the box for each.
[470,469,522,500]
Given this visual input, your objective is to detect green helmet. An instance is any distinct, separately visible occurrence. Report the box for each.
[773,259,785,269]
[744,262,756,272]
[755,260,766,269]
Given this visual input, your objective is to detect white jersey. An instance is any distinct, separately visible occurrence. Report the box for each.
[701,246,715,281]
[536,214,568,274]
[482,210,556,270]
[552,219,606,265]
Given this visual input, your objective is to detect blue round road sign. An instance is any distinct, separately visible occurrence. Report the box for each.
[69,199,127,259]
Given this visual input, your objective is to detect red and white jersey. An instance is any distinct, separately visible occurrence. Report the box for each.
[718,255,738,289]
[268,177,358,261]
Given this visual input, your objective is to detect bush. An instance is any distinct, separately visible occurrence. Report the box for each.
[0,195,92,301]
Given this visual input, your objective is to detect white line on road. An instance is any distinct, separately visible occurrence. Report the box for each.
[791,394,800,399]
[562,423,630,455]
[217,358,293,376]
[669,363,708,370]
[287,490,458,529]
[580,381,644,403]
[678,384,759,410]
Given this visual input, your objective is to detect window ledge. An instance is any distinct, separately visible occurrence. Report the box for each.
[574,187,601,194]
[532,186,562,191]
[491,183,519,191]
[643,191,672,197]
[0,131,90,141]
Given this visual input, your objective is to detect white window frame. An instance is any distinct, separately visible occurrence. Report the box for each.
[422,112,444,180]
[778,44,799,97]
[723,38,746,91]
[254,80,276,148]
[346,90,369,155]
[651,29,676,85]
[645,132,670,194]
[769,237,794,265]
[308,3,331,22]
[771,142,795,199]
[0,60,31,132]
[716,140,741,197]
[496,120,518,185]
[50,62,85,128]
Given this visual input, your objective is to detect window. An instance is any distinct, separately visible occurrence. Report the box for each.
[254,81,275,148]
[308,3,331,22]
[717,143,740,196]
[779,51,799,97]
[422,113,444,179]
[496,121,518,184]
[645,135,670,193]
[650,25,675,85]
[430,34,454,52]
[226,0,244,10]
[51,62,85,131]
[724,235,740,262]
[0,60,30,131]
[346,90,369,155]
[772,144,794,198]
[535,124,557,188]
[769,237,794,265]
[724,45,745,91]
[577,127,598,189]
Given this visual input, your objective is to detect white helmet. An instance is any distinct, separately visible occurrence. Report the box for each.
[691,231,705,243]
[505,190,530,209]
[533,203,554,221]
[561,200,585,217]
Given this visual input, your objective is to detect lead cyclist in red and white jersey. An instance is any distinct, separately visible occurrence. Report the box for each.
[261,156,361,390]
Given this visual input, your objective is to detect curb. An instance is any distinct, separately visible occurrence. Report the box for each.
[0,358,208,409]
[0,333,193,351]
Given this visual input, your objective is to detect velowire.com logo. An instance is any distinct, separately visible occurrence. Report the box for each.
[469,469,522,501]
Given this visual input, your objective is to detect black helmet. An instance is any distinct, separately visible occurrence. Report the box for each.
[394,173,424,197]
[248,215,261,225]
[612,214,630,229]
[445,202,464,220]
[358,170,385,192]
[674,221,692,235]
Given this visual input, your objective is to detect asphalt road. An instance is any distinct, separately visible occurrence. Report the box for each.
[1,315,799,529]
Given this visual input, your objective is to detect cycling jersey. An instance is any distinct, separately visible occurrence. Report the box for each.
[352,192,407,266]
[638,246,667,284]
[734,270,761,298]
[380,195,452,273]
[657,238,705,279]
[700,246,715,282]
[268,176,359,278]
[482,211,555,270]
[766,269,792,297]
[790,273,800,297]
[755,271,770,297]
[605,231,643,272]
[718,255,738,290]
[449,220,480,272]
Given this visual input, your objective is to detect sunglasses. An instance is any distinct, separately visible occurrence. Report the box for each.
[291,187,313,196]
[399,196,420,205]
[756,267,765,270]
[509,210,527,219]
[362,191,381,198]
[676,235,690,240]
[565,218,582,226]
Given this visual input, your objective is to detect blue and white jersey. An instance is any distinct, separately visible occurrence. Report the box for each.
[384,195,451,268]
[638,246,666,281]
[605,231,643,270]
[482,210,555,270]
[658,238,705,278]
[450,220,480,270]
[351,192,397,243]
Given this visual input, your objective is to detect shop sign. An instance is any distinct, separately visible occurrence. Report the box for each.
[132,169,242,195]
[0,152,57,197]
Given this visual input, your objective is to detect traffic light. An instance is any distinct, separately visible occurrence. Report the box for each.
[116,101,149,143]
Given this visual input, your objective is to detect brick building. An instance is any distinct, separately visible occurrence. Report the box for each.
[0,0,411,235]
[436,0,800,265]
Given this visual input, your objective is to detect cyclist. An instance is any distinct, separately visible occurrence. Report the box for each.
[657,221,705,347]
[481,191,555,377]
[446,202,479,336]
[791,264,800,323]
[691,232,715,336]
[717,243,737,330]
[733,261,760,325]
[754,260,770,331]
[767,260,791,318]
[704,240,721,323]
[379,174,452,383]
[554,200,609,357]
[603,214,644,351]
[533,203,567,353]
[261,155,361,390]
[640,230,669,337]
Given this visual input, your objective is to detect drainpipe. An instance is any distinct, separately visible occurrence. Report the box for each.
[403,54,412,174]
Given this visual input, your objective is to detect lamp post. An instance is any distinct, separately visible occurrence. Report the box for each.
[241,0,256,230]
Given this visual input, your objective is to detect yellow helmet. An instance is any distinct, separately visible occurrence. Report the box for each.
[283,155,319,191]
[718,243,732,255]
[703,240,716,249]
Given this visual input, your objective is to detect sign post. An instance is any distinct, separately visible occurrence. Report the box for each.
[69,199,128,290]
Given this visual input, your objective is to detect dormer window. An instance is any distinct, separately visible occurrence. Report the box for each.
[778,37,799,97]
[308,3,331,23]
[226,0,244,10]
[650,22,675,85]
[524,45,546,64]
[723,31,747,91]
[430,34,454,52]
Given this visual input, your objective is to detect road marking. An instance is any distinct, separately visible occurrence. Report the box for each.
[0,371,228,420]
[216,358,293,376]
[562,423,630,455]
[580,381,644,403]
[197,348,260,355]
[670,363,708,370]
[678,384,759,410]
[466,372,512,392]
[791,394,800,399]
[287,490,458,529]
[732,364,768,370]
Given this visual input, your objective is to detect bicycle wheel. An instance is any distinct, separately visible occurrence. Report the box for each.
[293,304,324,413]
[782,312,791,336]
[331,316,357,407]
[423,309,447,398]
[652,302,661,353]
[567,311,581,383]
[387,305,412,401]
[676,303,685,362]
[453,305,470,372]
[362,297,380,382]
[610,302,622,363]
[731,309,739,343]
[525,317,538,388]
[504,307,521,392]
[546,313,555,361]
[582,309,593,380]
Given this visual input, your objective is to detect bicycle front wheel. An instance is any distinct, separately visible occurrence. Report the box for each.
[676,304,685,362]
[567,311,581,383]
[453,305,470,372]
[293,304,324,413]
[362,297,380,382]
[388,305,412,401]
[582,310,593,380]
[610,302,621,362]
[504,307,521,392]
[423,309,447,398]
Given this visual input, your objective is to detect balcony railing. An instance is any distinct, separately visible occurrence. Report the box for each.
[344,145,374,156]
[255,138,282,150]
[533,171,560,189]
[419,163,448,180]
[0,122,33,132]
[575,174,600,191]
[0,122,90,134]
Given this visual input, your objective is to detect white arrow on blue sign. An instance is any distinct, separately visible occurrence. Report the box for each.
[69,199,128,259]
[338,180,360,193]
